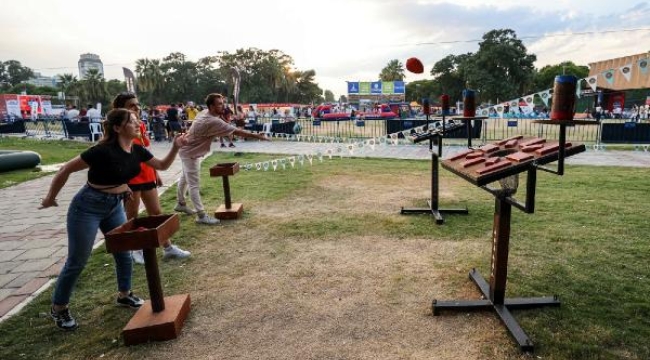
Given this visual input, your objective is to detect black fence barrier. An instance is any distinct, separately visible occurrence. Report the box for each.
[601,122,650,144]
[62,121,92,141]
[248,121,296,134]
[0,120,26,134]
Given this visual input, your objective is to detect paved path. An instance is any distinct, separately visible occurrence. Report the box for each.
[0,140,648,321]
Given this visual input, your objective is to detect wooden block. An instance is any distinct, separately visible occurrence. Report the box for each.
[521,144,544,152]
[461,157,486,168]
[476,160,512,174]
[535,142,573,156]
[105,215,180,253]
[504,139,519,148]
[506,152,535,162]
[465,152,484,159]
[215,203,244,220]
[520,138,546,147]
[485,157,501,166]
[122,294,191,346]
[496,135,524,146]
[478,144,499,154]
[209,162,239,177]
[447,149,474,161]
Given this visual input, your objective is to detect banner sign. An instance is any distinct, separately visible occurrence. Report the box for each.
[370,81,382,94]
[381,82,394,94]
[347,82,359,94]
[348,81,406,95]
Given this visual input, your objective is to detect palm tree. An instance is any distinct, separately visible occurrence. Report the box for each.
[80,69,107,105]
[136,58,164,104]
[379,59,405,81]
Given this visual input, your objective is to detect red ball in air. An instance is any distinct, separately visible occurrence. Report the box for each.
[406,57,424,74]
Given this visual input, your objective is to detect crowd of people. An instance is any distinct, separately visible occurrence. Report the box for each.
[39,91,268,331]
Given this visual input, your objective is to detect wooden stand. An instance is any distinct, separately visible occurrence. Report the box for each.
[401,115,468,224]
[105,214,191,345]
[210,162,243,220]
[435,127,587,352]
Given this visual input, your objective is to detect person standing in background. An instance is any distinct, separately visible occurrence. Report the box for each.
[112,92,190,264]
[175,93,269,224]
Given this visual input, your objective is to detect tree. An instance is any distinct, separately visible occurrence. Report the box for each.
[0,60,34,86]
[430,54,472,103]
[135,58,165,105]
[339,95,348,103]
[324,90,335,102]
[465,29,536,104]
[379,59,405,81]
[531,61,589,93]
[80,68,107,105]
[405,79,440,103]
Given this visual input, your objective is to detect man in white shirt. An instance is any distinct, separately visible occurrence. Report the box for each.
[66,106,80,122]
[86,105,101,122]
[174,93,269,225]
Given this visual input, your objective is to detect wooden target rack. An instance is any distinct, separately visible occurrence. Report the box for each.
[433,121,592,352]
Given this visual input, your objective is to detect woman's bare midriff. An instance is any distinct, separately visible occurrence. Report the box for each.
[87,182,131,194]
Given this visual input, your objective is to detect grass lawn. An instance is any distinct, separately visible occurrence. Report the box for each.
[0,151,648,359]
[0,137,91,189]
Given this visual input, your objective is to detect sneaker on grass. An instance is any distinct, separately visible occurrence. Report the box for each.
[196,214,220,225]
[51,307,78,331]
[174,203,196,215]
[131,250,145,265]
[116,292,145,308]
[163,245,191,260]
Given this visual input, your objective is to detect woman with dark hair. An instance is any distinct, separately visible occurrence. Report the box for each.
[40,108,185,331]
[111,92,190,264]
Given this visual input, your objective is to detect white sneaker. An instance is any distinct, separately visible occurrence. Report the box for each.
[174,203,196,215]
[196,215,220,225]
[163,245,191,260]
[131,250,145,265]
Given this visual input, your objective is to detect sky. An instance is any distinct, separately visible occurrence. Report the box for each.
[1,0,649,99]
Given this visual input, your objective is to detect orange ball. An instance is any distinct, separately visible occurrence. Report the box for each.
[406,57,424,74]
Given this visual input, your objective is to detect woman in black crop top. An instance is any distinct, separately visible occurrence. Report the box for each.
[39,108,186,331]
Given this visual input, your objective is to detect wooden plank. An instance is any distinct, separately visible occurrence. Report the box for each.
[465,152,484,159]
[496,135,524,146]
[520,138,546,147]
[521,144,544,152]
[506,152,535,162]
[485,157,501,166]
[461,157,486,168]
[476,160,512,174]
[447,149,474,161]
[479,144,500,153]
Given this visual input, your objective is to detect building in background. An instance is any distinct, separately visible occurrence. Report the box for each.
[78,53,104,79]
[26,72,60,88]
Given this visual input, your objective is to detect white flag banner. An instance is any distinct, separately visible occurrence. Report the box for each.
[538,90,551,106]
[585,76,598,92]
[523,94,535,107]
[619,63,633,82]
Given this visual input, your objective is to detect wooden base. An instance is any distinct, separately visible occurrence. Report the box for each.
[214,203,243,220]
[122,294,191,346]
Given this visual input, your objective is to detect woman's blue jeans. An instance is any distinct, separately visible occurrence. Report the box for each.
[52,185,133,306]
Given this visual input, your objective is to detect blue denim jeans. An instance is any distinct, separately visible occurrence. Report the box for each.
[52,185,133,306]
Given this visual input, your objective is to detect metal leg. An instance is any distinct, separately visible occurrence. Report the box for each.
[431,198,560,353]
[401,152,468,224]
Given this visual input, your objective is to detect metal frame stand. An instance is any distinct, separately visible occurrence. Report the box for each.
[401,113,468,224]
[432,196,560,352]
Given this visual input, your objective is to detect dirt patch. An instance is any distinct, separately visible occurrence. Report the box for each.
[115,167,528,360]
